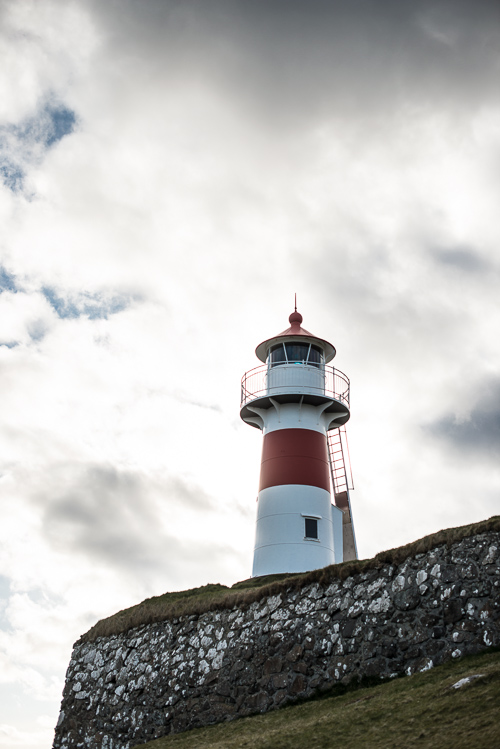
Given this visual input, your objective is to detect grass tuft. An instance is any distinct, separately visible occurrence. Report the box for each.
[78,515,500,644]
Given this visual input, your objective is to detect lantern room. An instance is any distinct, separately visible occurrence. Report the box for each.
[240,309,350,430]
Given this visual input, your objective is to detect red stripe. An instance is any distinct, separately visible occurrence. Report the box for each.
[259,429,330,492]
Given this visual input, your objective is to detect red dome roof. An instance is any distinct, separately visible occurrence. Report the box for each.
[276,309,315,338]
[255,309,336,363]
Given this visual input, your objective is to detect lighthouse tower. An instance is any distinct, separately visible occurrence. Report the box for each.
[240,306,357,577]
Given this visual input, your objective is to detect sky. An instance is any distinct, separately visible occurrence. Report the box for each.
[0,0,499,745]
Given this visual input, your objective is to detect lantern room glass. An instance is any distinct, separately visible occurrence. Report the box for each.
[268,343,324,368]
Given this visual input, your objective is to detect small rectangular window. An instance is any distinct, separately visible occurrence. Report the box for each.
[304,517,318,539]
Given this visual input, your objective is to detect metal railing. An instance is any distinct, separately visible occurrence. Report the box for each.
[240,363,350,409]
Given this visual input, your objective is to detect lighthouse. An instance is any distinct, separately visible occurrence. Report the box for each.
[240,306,357,577]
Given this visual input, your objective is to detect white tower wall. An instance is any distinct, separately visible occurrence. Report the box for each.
[252,484,336,576]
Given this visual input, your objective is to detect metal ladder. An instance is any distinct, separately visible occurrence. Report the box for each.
[327,425,358,561]
[327,425,353,496]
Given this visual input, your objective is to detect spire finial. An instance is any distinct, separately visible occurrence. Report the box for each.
[289,295,303,327]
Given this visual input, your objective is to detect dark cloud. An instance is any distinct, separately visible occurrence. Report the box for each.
[165,477,215,510]
[42,464,170,572]
[426,378,500,463]
[40,464,218,576]
[91,0,500,125]
[431,246,491,273]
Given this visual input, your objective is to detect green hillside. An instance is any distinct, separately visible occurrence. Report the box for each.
[134,648,500,749]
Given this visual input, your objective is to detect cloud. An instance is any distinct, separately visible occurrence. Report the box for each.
[0,100,77,193]
[426,377,500,464]
[0,721,53,749]
[88,0,500,128]
[0,290,56,346]
[0,263,139,339]
[164,476,216,511]
[6,101,76,152]
[0,268,18,293]
[41,463,174,572]
[0,1,96,122]
[430,246,491,273]
[41,287,135,320]
[38,463,224,581]
[0,577,12,633]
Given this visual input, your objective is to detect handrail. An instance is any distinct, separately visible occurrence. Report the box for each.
[240,363,350,409]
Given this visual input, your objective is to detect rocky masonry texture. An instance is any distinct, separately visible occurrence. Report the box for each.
[53,530,500,748]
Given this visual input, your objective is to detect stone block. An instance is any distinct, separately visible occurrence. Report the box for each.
[285,643,304,662]
[270,672,288,690]
[443,600,464,624]
[289,674,307,695]
[263,655,283,675]
[394,590,420,611]
[341,620,357,638]
[244,691,269,712]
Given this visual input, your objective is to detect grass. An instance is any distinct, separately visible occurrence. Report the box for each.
[79,515,500,644]
[133,648,500,749]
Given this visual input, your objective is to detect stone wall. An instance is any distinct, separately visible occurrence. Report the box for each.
[53,529,499,749]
